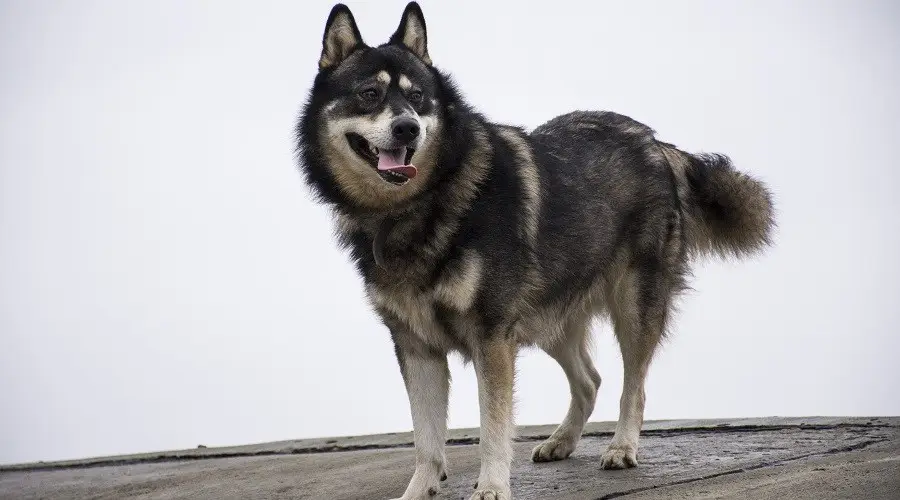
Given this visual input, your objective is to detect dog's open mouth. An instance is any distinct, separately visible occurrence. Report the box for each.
[346,133,418,185]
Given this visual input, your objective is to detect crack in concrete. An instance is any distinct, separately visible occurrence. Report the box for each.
[2,423,891,473]
[551,422,892,443]
[593,438,886,499]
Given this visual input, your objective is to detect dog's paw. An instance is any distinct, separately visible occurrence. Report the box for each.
[469,487,511,500]
[388,486,438,500]
[531,436,577,462]
[390,464,446,499]
[388,485,439,500]
[600,444,638,469]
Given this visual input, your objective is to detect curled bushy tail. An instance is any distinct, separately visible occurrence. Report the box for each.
[663,145,775,258]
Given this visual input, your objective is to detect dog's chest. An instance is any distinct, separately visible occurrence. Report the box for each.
[369,285,444,344]
[367,251,484,352]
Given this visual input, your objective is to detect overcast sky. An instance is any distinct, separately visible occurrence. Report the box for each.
[1,0,898,465]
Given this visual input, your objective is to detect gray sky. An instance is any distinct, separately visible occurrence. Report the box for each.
[1,0,898,465]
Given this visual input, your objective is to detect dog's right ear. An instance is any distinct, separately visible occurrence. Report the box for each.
[319,4,364,71]
[388,2,430,65]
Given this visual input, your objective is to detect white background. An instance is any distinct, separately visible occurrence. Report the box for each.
[1,0,898,464]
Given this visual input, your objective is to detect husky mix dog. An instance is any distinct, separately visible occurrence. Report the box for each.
[296,3,774,499]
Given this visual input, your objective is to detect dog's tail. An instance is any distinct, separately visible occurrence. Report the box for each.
[661,143,775,258]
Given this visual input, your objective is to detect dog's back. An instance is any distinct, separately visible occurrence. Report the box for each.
[531,110,772,266]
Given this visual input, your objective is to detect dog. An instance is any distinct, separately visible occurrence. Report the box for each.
[295,3,775,499]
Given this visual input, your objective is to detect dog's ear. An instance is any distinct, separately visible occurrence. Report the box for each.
[388,2,431,65]
[319,4,365,70]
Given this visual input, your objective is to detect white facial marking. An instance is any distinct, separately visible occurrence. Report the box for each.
[325,108,395,149]
[399,74,413,91]
[376,70,390,85]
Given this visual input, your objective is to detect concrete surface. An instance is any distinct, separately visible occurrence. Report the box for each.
[1,417,897,499]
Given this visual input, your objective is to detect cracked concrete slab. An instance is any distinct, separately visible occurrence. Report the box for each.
[1,417,897,499]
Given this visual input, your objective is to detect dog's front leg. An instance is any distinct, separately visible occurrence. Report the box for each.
[471,336,517,500]
[391,343,450,500]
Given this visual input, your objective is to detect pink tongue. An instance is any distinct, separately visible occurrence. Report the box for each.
[377,147,417,179]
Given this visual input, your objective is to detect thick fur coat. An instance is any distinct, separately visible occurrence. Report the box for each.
[296,3,775,499]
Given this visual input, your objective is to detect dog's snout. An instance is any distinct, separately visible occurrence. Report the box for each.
[391,117,420,143]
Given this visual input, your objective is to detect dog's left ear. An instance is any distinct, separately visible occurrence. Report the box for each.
[319,4,365,70]
[389,2,431,65]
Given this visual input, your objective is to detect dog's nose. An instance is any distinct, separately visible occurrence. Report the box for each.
[391,117,420,143]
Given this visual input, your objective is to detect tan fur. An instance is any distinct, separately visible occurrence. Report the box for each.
[661,146,713,256]
[532,315,601,462]
[496,127,541,247]
[332,211,359,236]
[472,337,517,500]
[518,254,630,350]
[399,74,413,91]
[601,266,667,469]
[368,286,453,354]
[433,251,483,312]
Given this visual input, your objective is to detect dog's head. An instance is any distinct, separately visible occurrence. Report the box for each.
[300,2,445,210]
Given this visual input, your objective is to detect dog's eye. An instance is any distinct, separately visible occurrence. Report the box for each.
[359,88,379,101]
[408,91,423,103]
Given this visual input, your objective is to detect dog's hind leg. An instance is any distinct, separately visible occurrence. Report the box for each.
[471,335,517,500]
[532,315,601,462]
[601,261,677,470]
